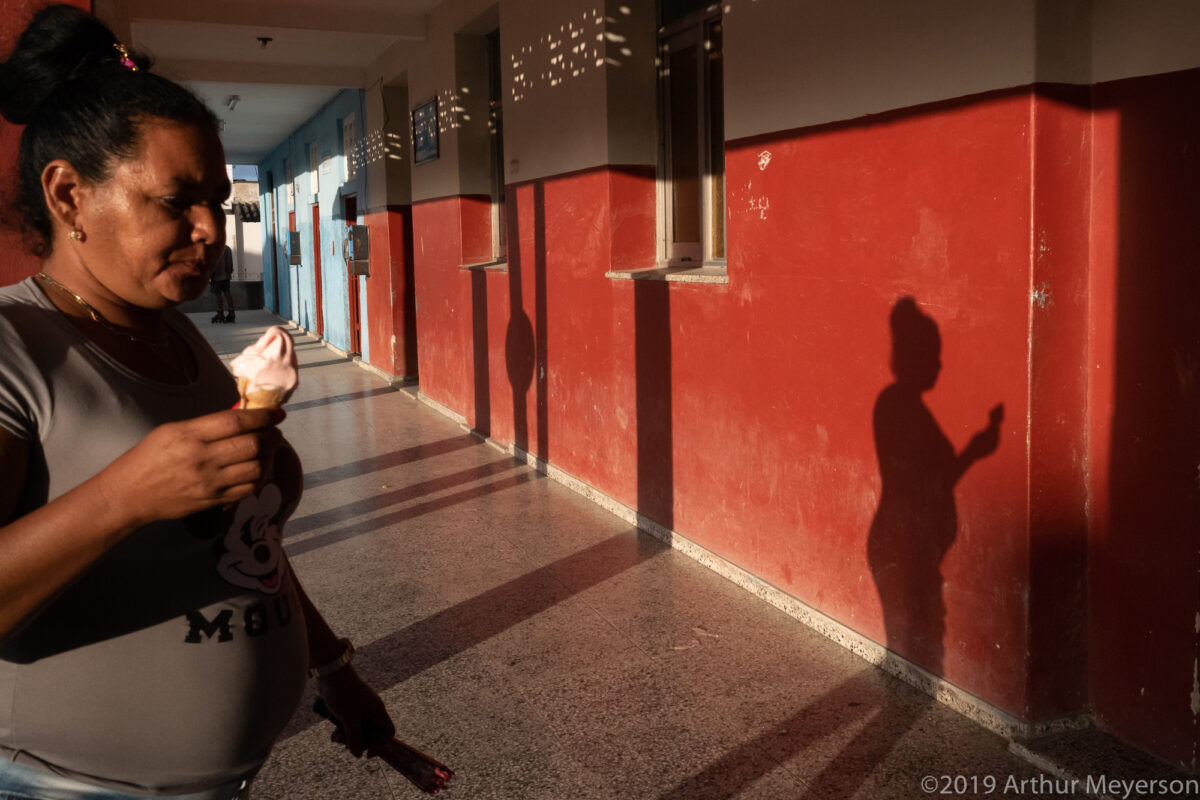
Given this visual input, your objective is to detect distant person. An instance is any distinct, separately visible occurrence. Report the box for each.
[211,243,235,323]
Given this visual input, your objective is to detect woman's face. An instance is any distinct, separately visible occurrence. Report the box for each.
[76,119,230,308]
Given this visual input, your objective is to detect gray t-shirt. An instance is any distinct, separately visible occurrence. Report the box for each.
[0,278,308,796]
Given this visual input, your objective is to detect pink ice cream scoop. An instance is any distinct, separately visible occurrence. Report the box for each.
[230,326,299,409]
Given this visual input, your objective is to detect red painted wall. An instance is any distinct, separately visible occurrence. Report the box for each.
[702,94,1033,713]
[415,94,1037,716]
[364,205,417,379]
[409,71,1200,766]
[0,0,91,286]
[413,196,473,414]
[1089,67,1200,769]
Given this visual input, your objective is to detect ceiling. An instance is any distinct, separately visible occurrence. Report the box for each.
[103,0,440,164]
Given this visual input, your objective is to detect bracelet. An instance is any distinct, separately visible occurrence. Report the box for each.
[309,637,355,679]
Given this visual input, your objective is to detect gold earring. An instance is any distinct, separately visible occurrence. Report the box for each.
[68,230,84,241]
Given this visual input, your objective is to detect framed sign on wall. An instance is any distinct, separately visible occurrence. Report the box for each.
[412,98,439,165]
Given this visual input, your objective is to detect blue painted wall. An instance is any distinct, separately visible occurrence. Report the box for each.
[258,89,368,354]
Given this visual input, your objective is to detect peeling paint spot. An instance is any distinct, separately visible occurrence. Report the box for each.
[757,150,772,170]
[747,196,770,221]
[1037,231,1051,257]
[1031,283,1054,310]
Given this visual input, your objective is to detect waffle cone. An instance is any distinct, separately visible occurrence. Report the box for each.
[237,377,288,409]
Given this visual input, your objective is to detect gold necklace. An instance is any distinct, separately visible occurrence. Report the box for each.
[36,272,192,381]
[37,271,169,348]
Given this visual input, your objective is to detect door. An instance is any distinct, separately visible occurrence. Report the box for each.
[312,204,323,338]
[288,211,297,322]
[344,195,361,355]
[267,172,279,313]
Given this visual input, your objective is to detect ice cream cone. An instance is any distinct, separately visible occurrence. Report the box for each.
[230,327,299,410]
[237,377,288,409]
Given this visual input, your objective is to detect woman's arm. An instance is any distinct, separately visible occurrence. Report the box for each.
[954,403,1004,484]
[0,408,283,641]
[293,577,395,757]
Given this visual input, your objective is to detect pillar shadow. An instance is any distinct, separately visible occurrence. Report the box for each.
[301,435,481,489]
[635,278,673,529]
[657,671,931,800]
[505,191,535,452]
[534,182,549,461]
[284,471,541,558]
[280,529,668,742]
[285,386,397,412]
[471,268,491,436]
[867,297,1002,674]
[1093,69,1200,760]
[284,459,521,538]
[400,207,419,379]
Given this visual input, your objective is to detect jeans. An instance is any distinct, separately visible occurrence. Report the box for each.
[0,760,250,800]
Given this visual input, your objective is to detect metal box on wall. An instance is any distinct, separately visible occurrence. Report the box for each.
[343,224,370,276]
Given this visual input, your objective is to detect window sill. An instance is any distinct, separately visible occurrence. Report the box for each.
[460,259,507,273]
[605,264,728,284]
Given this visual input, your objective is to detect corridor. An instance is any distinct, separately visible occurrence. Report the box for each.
[199,312,1130,800]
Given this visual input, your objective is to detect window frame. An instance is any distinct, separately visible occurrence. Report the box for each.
[342,114,358,182]
[486,28,507,264]
[657,3,725,268]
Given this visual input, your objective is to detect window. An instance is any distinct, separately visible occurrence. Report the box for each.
[487,28,506,262]
[284,157,294,208]
[308,141,320,196]
[342,114,357,181]
[658,2,724,265]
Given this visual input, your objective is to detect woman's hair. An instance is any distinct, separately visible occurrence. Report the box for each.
[0,4,220,255]
[889,296,941,384]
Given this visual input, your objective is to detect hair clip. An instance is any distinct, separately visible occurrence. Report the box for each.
[113,42,138,71]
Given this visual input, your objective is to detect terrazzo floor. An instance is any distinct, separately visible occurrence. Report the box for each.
[195,310,1177,800]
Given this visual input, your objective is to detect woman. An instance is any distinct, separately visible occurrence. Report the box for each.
[0,6,393,798]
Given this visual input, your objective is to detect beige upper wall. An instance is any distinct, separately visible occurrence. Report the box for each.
[365,0,1200,196]
[501,0,662,183]
[722,0,1038,142]
[603,0,656,168]
[724,0,1200,142]
[367,0,659,196]
[502,0,609,183]
[1091,0,1200,84]
[364,83,412,209]
[365,0,495,202]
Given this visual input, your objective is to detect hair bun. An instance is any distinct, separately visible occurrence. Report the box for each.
[0,4,128,125]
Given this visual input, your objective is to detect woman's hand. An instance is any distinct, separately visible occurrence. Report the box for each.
[316,667,397,758]
[96,407,285,528]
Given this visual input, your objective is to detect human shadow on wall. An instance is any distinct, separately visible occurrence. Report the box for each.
[635,277,673,531]
[471,268,491,436]
[505,193,534,453]
[505,182,549,459]
[867,297,1002,674]
[660,298,1003,799]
